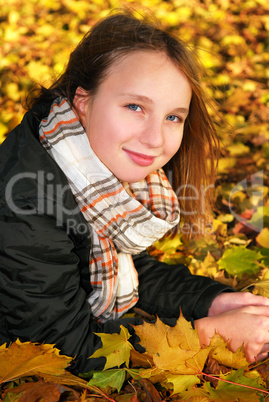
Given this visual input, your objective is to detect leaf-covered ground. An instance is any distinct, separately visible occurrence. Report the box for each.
[0,0,269,400]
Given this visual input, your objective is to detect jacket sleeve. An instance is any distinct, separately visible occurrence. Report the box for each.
[0,206,142,375]
[133,251,235,322]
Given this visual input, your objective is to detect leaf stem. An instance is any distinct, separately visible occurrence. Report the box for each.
[85,384,117,401]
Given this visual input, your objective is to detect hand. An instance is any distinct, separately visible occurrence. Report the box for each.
[195,305,269,362]
[207,291,269,317]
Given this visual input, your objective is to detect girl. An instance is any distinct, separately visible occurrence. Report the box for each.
[1,11,269,375]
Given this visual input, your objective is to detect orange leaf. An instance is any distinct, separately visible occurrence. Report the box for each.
[0,339,72,383]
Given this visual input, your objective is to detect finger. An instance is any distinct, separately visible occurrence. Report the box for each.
[259,343,269,354]
[256,352,269,362]
[247,293,269,307]
[241,305,269,316]
[244,339,269,363]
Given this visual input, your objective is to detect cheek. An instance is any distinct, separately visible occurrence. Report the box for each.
[86,115,110,148]
[166,132,183,158]
[90,111,131,144]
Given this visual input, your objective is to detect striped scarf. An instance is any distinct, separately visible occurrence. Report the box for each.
[39,97,180,322]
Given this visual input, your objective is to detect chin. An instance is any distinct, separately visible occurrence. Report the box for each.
[119,177,145,183]
[118,176,145,183]
[115,166,156,183]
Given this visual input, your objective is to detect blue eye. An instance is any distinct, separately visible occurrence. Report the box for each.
[127,104,142,112]
[166,115,180,122]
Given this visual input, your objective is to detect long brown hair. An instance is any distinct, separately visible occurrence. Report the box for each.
[28,10,219,232]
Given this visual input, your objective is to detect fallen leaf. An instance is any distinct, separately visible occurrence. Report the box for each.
[134,315,211,375]
[213,270,238,289]
[153,339,197,374]
[153,233,183,254]
[166,313,200,351]
[127,366,167,384]
[256,228,269,248]
[87,369,126,393]
[42,371,113,400]
[90,326,133,370]
[132,317,167,355]
[203,357,231,388]
[0,339,72,384]
[164,373,201,396]
[2,379,63,402]
[130,349,154,368]
[131,378,162,402]
[203,367,267,401]
[247,279,269,297]
[209,333,248,369]
[256,359,269,386]
[42,371,95,390]
[199,252,218,277]
[217,246,261,278]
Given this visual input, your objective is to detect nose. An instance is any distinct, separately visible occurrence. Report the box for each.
[140,118,164,149]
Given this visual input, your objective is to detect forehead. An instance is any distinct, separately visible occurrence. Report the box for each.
[107,50,182,78]
[98,50,192,101]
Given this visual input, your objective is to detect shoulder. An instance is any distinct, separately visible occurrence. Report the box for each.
[0,101,52,176]
[0,100,91,242]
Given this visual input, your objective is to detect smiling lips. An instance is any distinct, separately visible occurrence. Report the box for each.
[123,149,157,166]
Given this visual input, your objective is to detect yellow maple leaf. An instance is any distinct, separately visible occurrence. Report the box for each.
[133,316,168,354]
[185,348,212,375]
[167,313,200,351]
[153,336,197,374]
[90,325,133,370]
[134,314,211,375]
[0,339,72,384]
[209,333,248,370]
[164,373,201,396]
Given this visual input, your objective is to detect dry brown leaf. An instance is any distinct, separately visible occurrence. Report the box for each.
[130,348,154,368]
[0,339,72,383]
[256,359,269,387]
[2,379,80,402]
[204,357,231,388]
[131,378,162,402]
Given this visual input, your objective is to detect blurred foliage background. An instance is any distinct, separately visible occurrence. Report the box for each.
[1,0,269,159]
[0,0,269,286]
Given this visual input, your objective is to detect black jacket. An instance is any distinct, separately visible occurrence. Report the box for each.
[0,101,232,374]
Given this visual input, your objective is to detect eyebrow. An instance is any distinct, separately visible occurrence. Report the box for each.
[118,93,153,104]
[118,93,189,115]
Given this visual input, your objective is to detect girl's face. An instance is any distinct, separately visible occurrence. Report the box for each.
[75,51,192,183]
